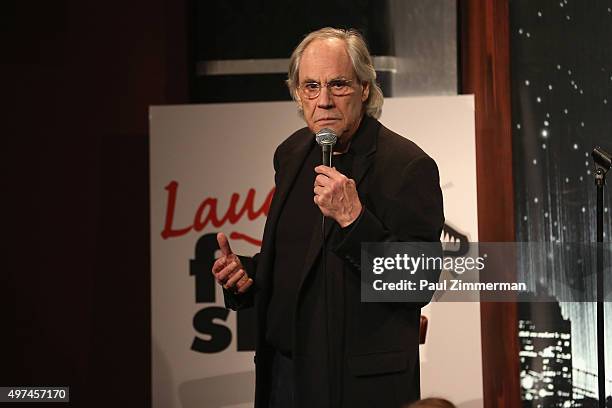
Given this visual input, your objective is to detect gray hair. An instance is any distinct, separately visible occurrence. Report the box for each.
[286,27,384,119]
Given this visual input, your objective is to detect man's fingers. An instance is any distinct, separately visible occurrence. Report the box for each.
[237,278,253,293]
[217,232,233,256]
[224,269,245,290]
[212,257,227,274]
[315,165,341,179]
[213,253,240,274]
[314,185,326,196]
[315,174,329,187]
[236,274,249,288]
[211,233,253,295]
[216,261,240,283]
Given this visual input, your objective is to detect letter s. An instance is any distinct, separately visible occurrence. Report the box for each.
[191,306,232,353]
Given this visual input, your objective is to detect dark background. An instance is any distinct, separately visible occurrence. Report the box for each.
[189,0,394,103]
[2,1,188,405]
[510,0,612,404]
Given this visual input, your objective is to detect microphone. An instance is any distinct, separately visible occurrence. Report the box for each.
[592,146,612,170]
[315,128,337,167]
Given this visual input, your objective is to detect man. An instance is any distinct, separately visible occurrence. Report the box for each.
[212,27,444,408]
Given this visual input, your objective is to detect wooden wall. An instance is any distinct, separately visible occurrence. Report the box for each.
[459,1,521,407]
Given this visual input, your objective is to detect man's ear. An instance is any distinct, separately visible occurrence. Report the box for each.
[294,89,303,110]
[361,81,370,102]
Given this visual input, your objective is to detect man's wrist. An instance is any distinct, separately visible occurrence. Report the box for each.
[339,204,364,228]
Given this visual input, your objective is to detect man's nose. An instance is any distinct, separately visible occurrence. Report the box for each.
[317,87,334,108]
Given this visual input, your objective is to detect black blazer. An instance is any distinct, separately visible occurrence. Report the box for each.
[224,116,444,408]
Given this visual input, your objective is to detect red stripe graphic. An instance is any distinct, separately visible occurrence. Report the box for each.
[230,231,262,247]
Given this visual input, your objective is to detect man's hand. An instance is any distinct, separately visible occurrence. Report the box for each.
[211,233,253,294]
[313,165,363,228]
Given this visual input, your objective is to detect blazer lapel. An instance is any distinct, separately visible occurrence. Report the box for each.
[350,116,378,188]
[258,129,315,288]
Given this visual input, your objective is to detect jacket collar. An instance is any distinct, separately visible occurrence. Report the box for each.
[347,115,378,187]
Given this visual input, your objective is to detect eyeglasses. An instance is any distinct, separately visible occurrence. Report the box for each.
[298,79,355,99]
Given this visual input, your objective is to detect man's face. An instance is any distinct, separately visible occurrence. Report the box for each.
[296,38,369,143]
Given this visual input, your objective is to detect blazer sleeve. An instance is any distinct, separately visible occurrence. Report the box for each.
[222,254,259,310]
[331,154,445,305]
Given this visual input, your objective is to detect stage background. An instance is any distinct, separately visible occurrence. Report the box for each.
[150,95,481,407]
[509,1,612,405]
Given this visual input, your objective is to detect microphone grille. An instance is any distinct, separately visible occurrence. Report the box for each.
[315,128,337,146]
